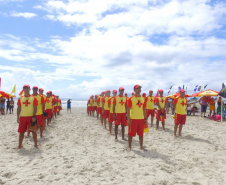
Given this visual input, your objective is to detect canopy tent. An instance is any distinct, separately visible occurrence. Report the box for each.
[0,91,16,99]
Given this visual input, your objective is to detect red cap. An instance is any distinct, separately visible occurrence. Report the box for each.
[119,87,125,91]
[149,90,153,93]
[159,89,163,92]
[125,93,127,95]
[142,93,146,96]
[113,90,117,93]
[95,95,98,98]
[23,84,30,88]
[132,92,135,95]
[101,91,104,94]
[180,89,185,93]
[39,88,44,91]
[49,91,52,93]
[33,86,38,89]
[106,90,110,92]
[47,91,51,94]
[134,84,141,90]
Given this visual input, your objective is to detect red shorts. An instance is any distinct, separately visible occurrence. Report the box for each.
[128,119,144,137]
[87,106,92,111]
[175,113,186,125]
[103,110,110,119]
[115,113,127,126]
[46,109,52,118]
[108,113,115,123]
[146,109,155,117]
[156,110,166,122]
[36,115,43,126]
[54,106,57,113]
[18,116,32,133]
[92,106,97,112]
[99,107,102,116]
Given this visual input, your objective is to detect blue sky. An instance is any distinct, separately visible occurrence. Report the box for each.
[0,0,226,100]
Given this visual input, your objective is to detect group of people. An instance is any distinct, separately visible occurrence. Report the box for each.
[87,85,188,151]
[0,95,14,115]
[16,85,62,149]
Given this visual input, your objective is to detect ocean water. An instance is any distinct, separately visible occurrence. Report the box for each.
[61,100,87,107]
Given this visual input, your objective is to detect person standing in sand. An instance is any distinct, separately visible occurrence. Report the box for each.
[145,90,155,127]
[39,88,48,130]
[172,89,187,137]
[127,84,147,151]
[17,85,38,149]
[108,90,117,135]
[31,86,45,138]
[67,99,71,113]
[45,91,54,125]
[155,89,167,130]
[87,96,92,116]
[102,90,111,129]
[97,92,104,124]
[113,87,127,141]
[199,96,208,117]
[92,95,98,117]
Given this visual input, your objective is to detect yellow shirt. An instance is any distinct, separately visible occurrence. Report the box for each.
[46,97,53,109]
[87,99,91,107]
[93,99,97,106]
[127,96,146,119]
[108,97,114,113]
[156,97,167,110]
[173,97,187,115]
[114,96,127,113]
[33,94,45,115]
[18,95,38,117]
[102,96,110,110]
[146,96,155,110]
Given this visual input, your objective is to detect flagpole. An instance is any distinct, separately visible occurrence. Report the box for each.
[221,96,223,122]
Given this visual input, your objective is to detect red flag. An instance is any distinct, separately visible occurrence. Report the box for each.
[19,90,24,96]
[155,89,159,101]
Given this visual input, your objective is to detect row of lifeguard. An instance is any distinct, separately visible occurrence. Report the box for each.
[86,85,187,151]
[16,85,62,149]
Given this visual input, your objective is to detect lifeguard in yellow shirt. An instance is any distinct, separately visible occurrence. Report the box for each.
[173,89,187,137]
[102,90,111,129]
[113,87,127,141]
[145,90,155,127]
[108,90,117,135]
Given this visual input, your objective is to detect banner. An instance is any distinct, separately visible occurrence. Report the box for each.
[218,83,226,98]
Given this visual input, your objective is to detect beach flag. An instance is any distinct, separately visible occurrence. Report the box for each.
[219,83,226,98]
[204,84,208,89]
[143,124,149,133]
[178,86,181,92]
[10,85,16,95]
[168,85,173,95]
[194,85,198,92]
[198,86,201,91]
[182,85,184,89]
[19,90,24,97]
[155,89,159,99]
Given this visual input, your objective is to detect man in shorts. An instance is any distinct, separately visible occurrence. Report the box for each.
[199,96,208,117]
[9,97,14,114]
[108,90,117,135]
[127,84,147,151]
[145,90,155,127]
[67,99,71,113]
[45,91,54,125]
[155,89,167,130]
[17,85,38,149]
[113,87,127,141]
[39,88,47,130]
[102,90,111,129]
[32,86,45,138]
[173,89,187,137]
[92,95,98,117]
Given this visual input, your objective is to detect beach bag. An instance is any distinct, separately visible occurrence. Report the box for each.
[214,114,221,122]
[143,123,149,133]
[29,119,38,132]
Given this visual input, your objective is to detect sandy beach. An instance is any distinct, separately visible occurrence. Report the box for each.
[0,108,226,185]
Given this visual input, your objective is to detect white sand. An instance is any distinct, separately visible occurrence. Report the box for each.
[0,108,226,185]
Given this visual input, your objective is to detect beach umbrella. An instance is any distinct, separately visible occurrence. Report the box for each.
[197,89,219,97]
[0,91,16,98]
[191,90,205,97]
[166,93,191,99]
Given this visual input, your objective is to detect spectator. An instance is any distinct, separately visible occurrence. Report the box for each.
[209,97,216,117]
[67,99,71,113]
[191,104,198,116]
[199,96,208,117]
[10,97,14,114]
[187,104,192,115]
[6,98,10,114]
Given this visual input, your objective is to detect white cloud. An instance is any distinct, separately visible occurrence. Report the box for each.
[10,12,37,18]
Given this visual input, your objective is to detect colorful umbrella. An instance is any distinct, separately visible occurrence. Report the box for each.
[197,89,219,97]
[166,93,191,99]
[0,91,16,98]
